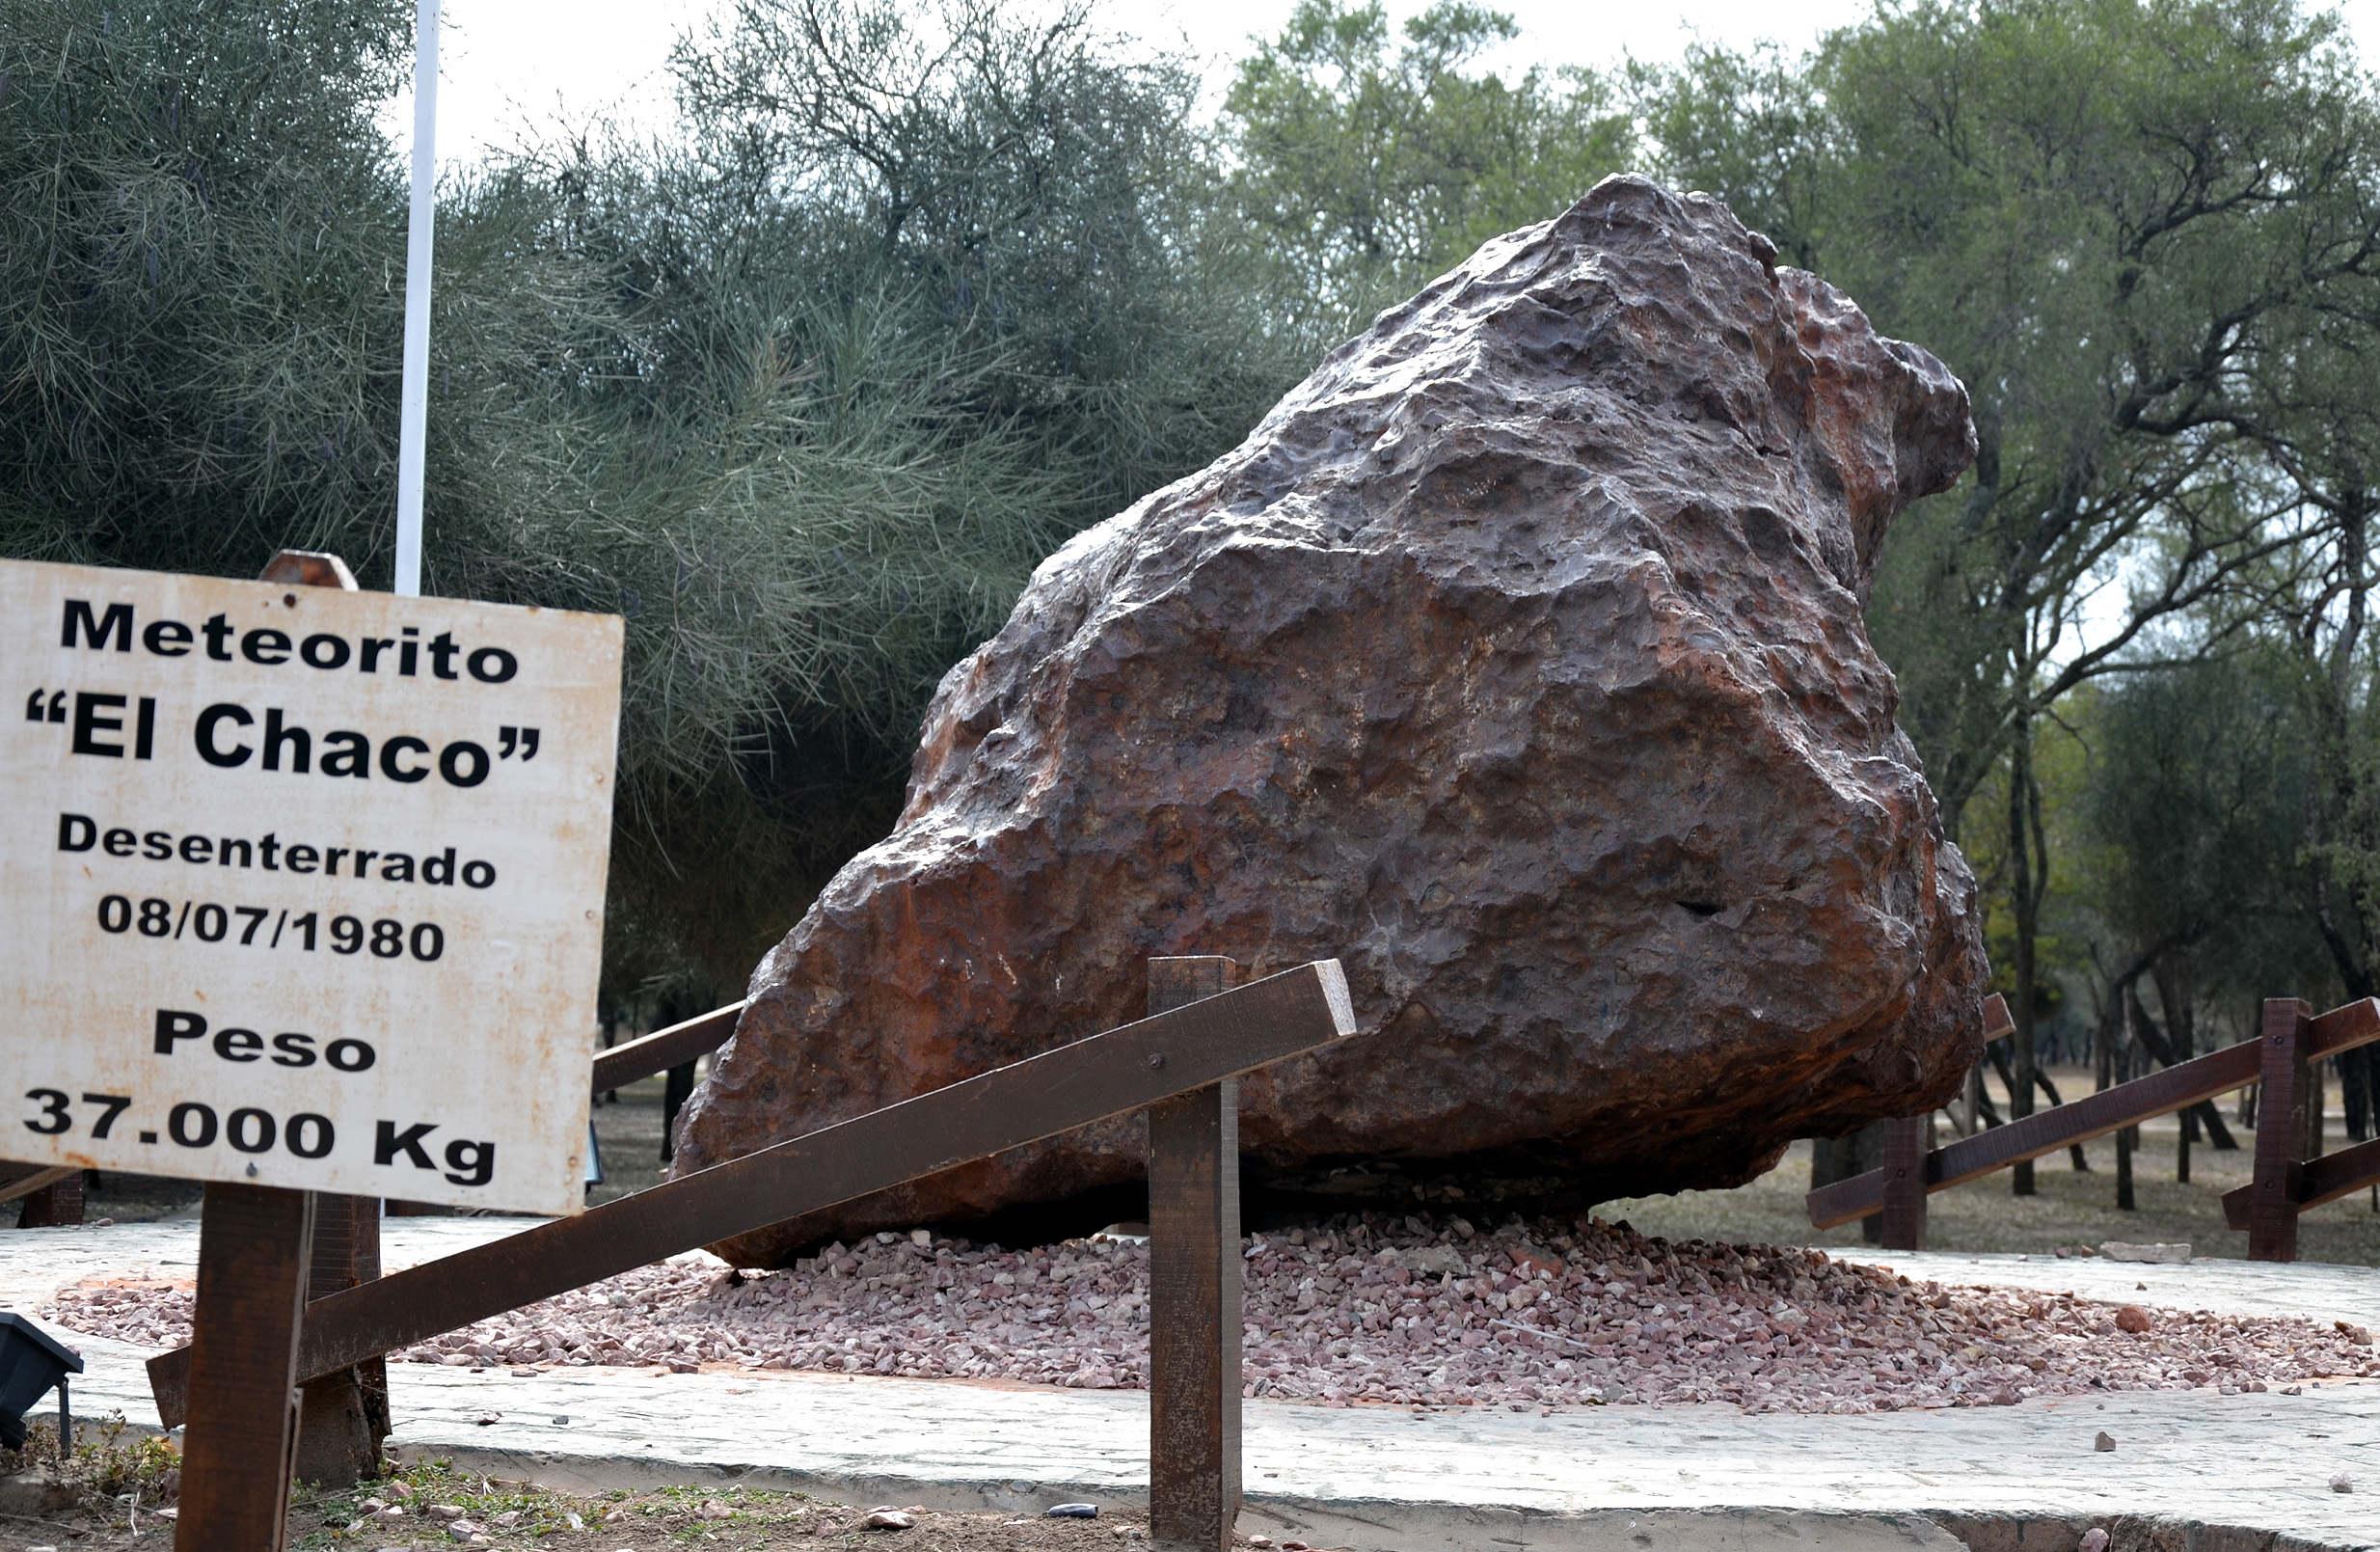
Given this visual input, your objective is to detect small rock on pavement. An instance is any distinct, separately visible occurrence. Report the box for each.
[2114,1306,2152,1334]
[2095,1432,2116,1453]
[2099,1241,2191,1265]
[2334,1472,2355,1493]
[473,1411,501,1426]
[1046,1504,1098,1518]
[2080,1531,2109,1552]
[865,1509,915,1530]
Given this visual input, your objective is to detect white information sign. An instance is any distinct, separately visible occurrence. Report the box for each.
[1,559,622,1215]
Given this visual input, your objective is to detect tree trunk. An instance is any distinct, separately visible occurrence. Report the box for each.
[2301,498,2376,1008]
[657,994,699,1165]
[2151,964,2193,1183]
[2009,726,2040,1196]
[2114,1002,2137,1211]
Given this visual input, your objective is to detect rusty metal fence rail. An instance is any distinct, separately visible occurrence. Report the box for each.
[151,957,1355,1552]
[1811,994,2380,1261]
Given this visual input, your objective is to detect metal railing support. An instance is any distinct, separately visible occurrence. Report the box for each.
[1147,958,1241,1552]
[2249,998,2315,1263]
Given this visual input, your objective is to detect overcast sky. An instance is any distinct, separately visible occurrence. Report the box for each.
[405,0,2380,168]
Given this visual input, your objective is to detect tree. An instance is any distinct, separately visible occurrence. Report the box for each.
[2223,289,2380,1135]
[669,0,1302,526]
[1221,0,1633,331]
[2078,650,2323,1021]
[0,0,1311,1000]
[3,0,445,574]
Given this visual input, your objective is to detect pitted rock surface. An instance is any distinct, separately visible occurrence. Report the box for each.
[677,176,1988,1264]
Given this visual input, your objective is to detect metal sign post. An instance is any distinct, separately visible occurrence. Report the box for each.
[176,1184,314,1550]
[393,0,439,599]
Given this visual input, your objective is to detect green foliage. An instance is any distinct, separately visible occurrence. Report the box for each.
[1628,43,1826,267]
[1221,0,1634,330]
[2079,651,2325,999]
[0,1410,181,1506]
[0,0,1310,998]
[669,0,1301,524]
[0,0,415,571]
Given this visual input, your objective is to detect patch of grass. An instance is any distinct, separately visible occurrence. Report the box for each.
[271,1462,1144,1551]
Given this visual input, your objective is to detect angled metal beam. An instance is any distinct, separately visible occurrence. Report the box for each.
[0,1164,81,1209]
[2222,1135,2380,1230]
[152,960,1356,1428]
[591,1003,744,1092]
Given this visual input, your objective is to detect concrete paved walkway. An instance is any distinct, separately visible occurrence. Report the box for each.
[1851,1249,2380,1330]
[8,1221,2377,1549]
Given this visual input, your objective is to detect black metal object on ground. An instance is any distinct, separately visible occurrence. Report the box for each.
[0,1313,80,1454]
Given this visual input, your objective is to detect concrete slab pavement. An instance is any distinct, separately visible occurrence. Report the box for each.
[9,1221,2378,1550]
[1840,1250,2380,1331]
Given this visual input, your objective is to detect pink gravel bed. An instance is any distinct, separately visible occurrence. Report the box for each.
[44,1213,2380,1413]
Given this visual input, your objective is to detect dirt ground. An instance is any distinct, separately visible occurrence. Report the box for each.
[0,1451,1202,1552]
[1600,1065,2380,1266]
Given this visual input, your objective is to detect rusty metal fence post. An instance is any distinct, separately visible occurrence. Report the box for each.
[175,1184,315,1552]
[16,1173,83,1227]
[296,1196,387,1484]
[1147,956,1241,1552]
[1878,1114,1928,1251]
[2249,997,2314,1262]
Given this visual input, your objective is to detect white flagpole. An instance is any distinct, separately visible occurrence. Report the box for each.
[393,0,440,598]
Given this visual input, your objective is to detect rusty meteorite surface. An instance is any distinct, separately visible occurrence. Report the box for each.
[676,177,1989,1263]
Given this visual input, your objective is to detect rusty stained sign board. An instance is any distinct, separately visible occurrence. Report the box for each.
[1,558,621,1215]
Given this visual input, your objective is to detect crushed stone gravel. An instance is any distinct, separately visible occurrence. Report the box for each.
[42,1213,2380,1413]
